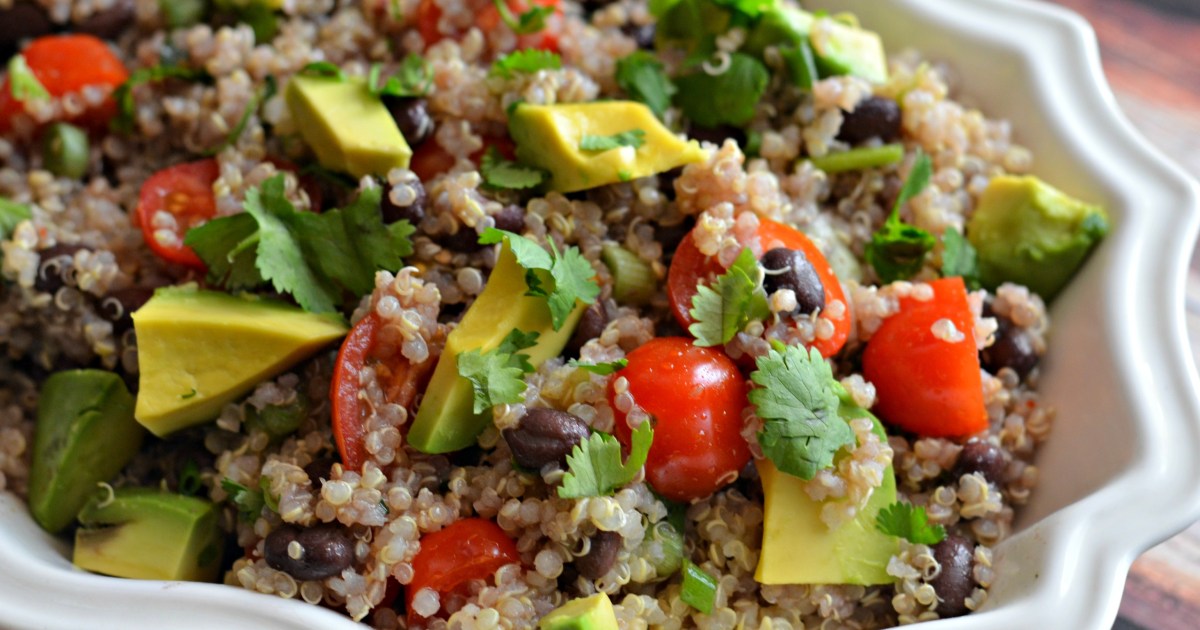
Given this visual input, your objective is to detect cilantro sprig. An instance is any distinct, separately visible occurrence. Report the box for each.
[298,61,345,80]
[674,52,769,128]
[457,328,539,413]
[0,198,33,242]
[479,228,600,330]
[749,342,855,480]
[875,501,947,545]
[615,51,676,119]
[940,227,981,289]
[865,149,935,283]
[184,174,413,314]
[491,0,553,35]
[489,49,561,79]
[222,478,265,522]
[367,54,433,98]
[567,358,628,375]
[688,248,770,347]
[111,63,212,133]
[480,147,545,190]
[8,55,49,102]
[580,130,646,152]
[558,421,653,498]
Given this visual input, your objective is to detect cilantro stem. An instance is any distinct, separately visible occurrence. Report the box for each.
[808,143,904,174]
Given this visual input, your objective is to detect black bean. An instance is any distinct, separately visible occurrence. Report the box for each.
[980,313,1040,379]
[760,247,826,315]
[34,244,86,295]
[654,216,694,261]
[492,204,526,233]
[622,23,656,50]
[264,523,355,581]
[954,440,1008,485]
[565,302,609,358]
[384,97,435,148]
[503,408,590,470]
[380,178,427,225]
[77,0,135,39]
[439,226,483,252]
[303,457,337,486]
[930,535,976,618]
[0,3,53,56]
[576,531,621,579]
[837,96,902,145]
[97,287,154,334]
[656,167,683,202]
[687,124,746,149]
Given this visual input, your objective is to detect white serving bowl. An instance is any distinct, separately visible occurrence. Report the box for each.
[2,0,1198,628]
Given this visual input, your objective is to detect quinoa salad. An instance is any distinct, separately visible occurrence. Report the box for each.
[0,0,1111,628]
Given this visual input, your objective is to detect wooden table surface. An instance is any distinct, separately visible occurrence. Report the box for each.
[1037,1,1200,628]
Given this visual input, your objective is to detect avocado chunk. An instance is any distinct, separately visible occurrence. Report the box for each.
[744,7,888,84]
[27,370,144,534]
[286,74,412,178]
[967,175,1109,300]
[74,487,222,582]
[508,101,706,193]
[407,241,587,453]
[132,287,347,437]
[539,592,619,630]
[755,416,898,585]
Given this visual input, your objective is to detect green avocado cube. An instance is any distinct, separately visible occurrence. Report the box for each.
[74,487,223,582]
[27,370,144,534]
[967,175,1109,300]
[539,592,619,630]
[744,7,888,84]
[286,74,412,178]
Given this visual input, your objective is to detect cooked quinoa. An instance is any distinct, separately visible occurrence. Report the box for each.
[0,0,1083,628]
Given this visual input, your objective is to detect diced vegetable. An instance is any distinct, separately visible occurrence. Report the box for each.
[0,34,129,132]
[600,243,656,306]
[807,143,904,174]
[40,121,89,179]
[681,559,718,614]
[407,518,520,624]
[135,158,219,269]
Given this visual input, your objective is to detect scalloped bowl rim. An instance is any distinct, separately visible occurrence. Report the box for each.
[1,1,1199,628]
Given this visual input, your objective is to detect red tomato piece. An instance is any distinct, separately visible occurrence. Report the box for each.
[409,135,515,182]
[666,219,850,358]
[862,276,988,438]
[135,158,219,269]
[330,313,437,472]
[608,337,750,503]
[0,34,129,133]
[418,0,561,51]
[407,518,520,624]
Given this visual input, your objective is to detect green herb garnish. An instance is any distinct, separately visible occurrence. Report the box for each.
[580,130,646,152]
[875,501,946,545]
[0,198,33,241]
[615,51,676,119]
[298,61,345,80]
[558,421,653,499]
[864,149,935,283]
[479,146,546,190]
[748,342,855,480]
[567,358,628,375]
[457,328,539,413]
[221,478,265,522]
[489,49,561,79]
[111,64,212,134]
[368,54,434,98]
[491,0,553,35]
[688,248,770,347]
[479,228,600,330]
[674,52,768,128]
[203,74,277,156]
[178,459,202,496]
[940,227,981,290]
[8,55,49,102]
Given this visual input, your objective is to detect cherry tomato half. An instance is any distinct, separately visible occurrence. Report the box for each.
[862,276,987,438]
[0,34,129,133]
[331,313,437,472]
[135,158,219,270]
[608,337,750,503]
[407,518,520,624]
[666,218,851,358]
[416,0,561,51]
[409,135,515,183]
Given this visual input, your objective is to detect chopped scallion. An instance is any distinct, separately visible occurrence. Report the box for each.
[807,143,905,174]
[681,558,718,614]
[600,243,656,306]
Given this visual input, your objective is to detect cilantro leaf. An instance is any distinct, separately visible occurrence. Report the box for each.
[8,54,49,102]
[298,61,345,80]
[479,228,600,330]
[688,248,770,347]
[749,342,855,480]
[615,51,676,119]
[558,421,653,499]
[567,358,628,375]
[490,0,552,35]
[479,147,545,190]
[111,63,212,133]
[0,198,33,241]
[456,330,538,413]
[580,130,646,152]
[222,478,265,522]
[875,501,947,545]
[489,49,561,79]
[674,52,768,128]
[865,150,935,283]
[184,175,412,313]
[941,227,981,290]
[368,54,433,98]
